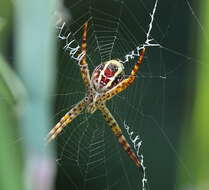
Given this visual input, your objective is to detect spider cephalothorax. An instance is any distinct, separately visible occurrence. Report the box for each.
[91,60,125,93]
[47,21,146,168]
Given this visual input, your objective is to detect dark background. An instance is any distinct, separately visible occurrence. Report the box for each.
[53,0,197,190]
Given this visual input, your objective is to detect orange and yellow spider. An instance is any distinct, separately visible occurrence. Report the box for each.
[47,21,145,168]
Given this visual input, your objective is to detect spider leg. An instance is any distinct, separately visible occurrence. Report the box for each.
[79,21,91,89]
[97,48,145,102]
[99,104,141,167]
[47,99,86,143]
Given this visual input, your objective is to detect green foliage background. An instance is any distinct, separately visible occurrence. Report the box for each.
[0,0,208,190]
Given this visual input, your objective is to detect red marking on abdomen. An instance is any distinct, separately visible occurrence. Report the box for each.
[104,67,115,77]
[101,76,110,84]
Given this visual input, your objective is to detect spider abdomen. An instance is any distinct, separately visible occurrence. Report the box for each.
[91,60,124,93]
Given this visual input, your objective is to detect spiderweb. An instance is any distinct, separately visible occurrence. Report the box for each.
[51,0,209,190]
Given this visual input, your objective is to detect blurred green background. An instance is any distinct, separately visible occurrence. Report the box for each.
[0,0,208,190]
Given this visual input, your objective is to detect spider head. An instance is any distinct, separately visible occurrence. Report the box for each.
[91,59,125,93]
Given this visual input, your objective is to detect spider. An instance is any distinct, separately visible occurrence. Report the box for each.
[47,21,146,168]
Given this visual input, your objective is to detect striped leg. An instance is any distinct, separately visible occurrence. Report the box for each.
[99,104,141,167]
[97,48,145,102]
[80,21,91,89]
[47,99,86,143]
